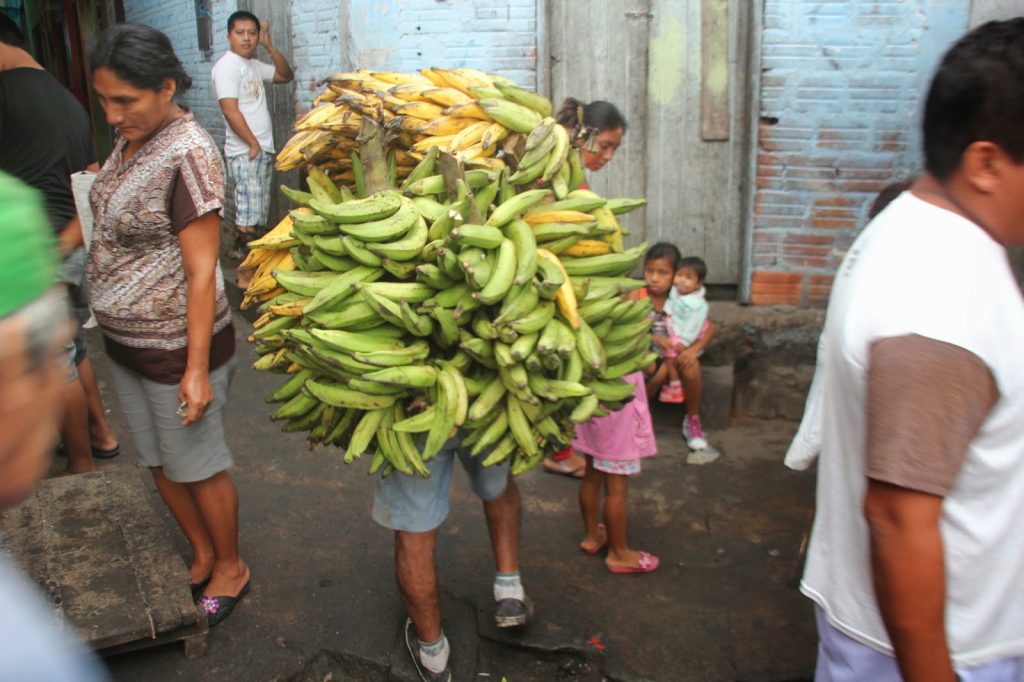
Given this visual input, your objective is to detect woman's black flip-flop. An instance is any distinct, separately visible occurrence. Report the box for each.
[196,579,251,627]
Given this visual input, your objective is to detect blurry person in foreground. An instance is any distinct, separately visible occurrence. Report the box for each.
[801,20,1024,682]
[0,172,107,680]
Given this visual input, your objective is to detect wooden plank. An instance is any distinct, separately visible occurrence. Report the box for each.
[643,0,752,284]
[548,0,651,243]
[701,0,730,141]
[0,468,206,656]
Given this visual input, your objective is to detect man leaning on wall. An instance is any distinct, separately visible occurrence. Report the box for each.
[211,9,293,289]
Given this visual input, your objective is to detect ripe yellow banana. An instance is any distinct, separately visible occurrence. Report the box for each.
[563,239,612,257]
[536,249,580,329]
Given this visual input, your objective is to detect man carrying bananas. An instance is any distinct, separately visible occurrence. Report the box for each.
[374,432,530,681]
[211,10,293,288]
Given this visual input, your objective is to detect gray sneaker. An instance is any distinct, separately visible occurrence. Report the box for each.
[494,596,533,628]
[404,619,451,682]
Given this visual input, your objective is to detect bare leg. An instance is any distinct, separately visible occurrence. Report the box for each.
[645,361,670,400]
[483,475,520,573]
[666,359,681,386]
[190,471,248,597]
[76,357,118,451]
[60,379,95,474]
[395,529,441,643]
[235,225,258,289]
[679,356,703,418]
[603,473,644,569]
[578,456,607,552]
[150,467,214,584]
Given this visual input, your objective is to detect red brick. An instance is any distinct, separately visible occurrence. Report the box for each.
[756,176,783,190]
[808,274,835,285]
[812,218,857,230]
[751,279,802,292]
[837,180,890,193]
[817,140,863,150]
[838,168,895,181]
[785,233,835,246]
[758,190,806,205]
[812,209,858,221]
[754,231,785,243]
[751,271,803,285]
[783,244,831,257]
[814,196,860,208]
[783,179,838,193]
[878,141,908,152]
[750,292,802,306]
[782,256,829,268]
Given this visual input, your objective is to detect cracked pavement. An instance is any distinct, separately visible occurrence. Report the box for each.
[81,313,818,681]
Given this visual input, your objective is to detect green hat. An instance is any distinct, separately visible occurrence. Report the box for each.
[0,172,59,319]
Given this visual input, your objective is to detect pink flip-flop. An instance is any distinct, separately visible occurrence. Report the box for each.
[607,551,660,574]
[580,523,607,555]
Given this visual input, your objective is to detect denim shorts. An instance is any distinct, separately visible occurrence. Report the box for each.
[372,432,511,532]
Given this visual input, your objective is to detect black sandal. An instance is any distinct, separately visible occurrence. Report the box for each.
[196,579,250,627]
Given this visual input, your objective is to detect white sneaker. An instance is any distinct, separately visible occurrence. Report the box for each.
[683,415,708,450]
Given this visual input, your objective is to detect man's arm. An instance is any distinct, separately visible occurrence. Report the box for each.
[260,20,293,83]
[863,335,998,682]
[865,482,954,682]
[218,99,262,160]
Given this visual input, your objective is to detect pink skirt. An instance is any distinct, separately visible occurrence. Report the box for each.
[572,371,657,461]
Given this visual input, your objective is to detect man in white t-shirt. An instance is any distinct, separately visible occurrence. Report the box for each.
[802,19,1024,682]
[211,10,293,285]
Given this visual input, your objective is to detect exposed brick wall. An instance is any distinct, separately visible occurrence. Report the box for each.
[751,0,969,306]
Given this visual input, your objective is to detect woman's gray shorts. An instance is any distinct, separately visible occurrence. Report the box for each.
[109,358,236,483]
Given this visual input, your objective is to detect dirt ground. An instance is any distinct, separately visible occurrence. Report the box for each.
[48,311,819,681]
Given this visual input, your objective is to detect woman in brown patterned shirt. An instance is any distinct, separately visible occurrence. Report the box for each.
[87,24,249,627]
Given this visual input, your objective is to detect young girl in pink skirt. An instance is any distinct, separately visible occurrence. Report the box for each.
[573,368,659,573]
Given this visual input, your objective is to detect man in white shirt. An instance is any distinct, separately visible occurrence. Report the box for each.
[211,11,293,286]
[802,19,1024,682]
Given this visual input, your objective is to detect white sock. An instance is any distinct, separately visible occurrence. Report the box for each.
[493,571,525,601]
[419,633,450,674]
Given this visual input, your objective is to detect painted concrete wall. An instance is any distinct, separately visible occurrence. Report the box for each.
[125,0,538,138]
[749,0,970,306]
[122,0,538,238]
[124,0,234,147]
[969,0,1024,27]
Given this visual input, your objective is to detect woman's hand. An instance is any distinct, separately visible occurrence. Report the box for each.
[675,347,700,370]
[651,336,673,351]
[178,365,213,426]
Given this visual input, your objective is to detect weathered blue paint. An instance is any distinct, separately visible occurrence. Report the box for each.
[751,0,970,303]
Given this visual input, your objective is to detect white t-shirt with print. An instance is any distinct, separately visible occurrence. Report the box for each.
[211,51,277,157]
[801,192,1024,668]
